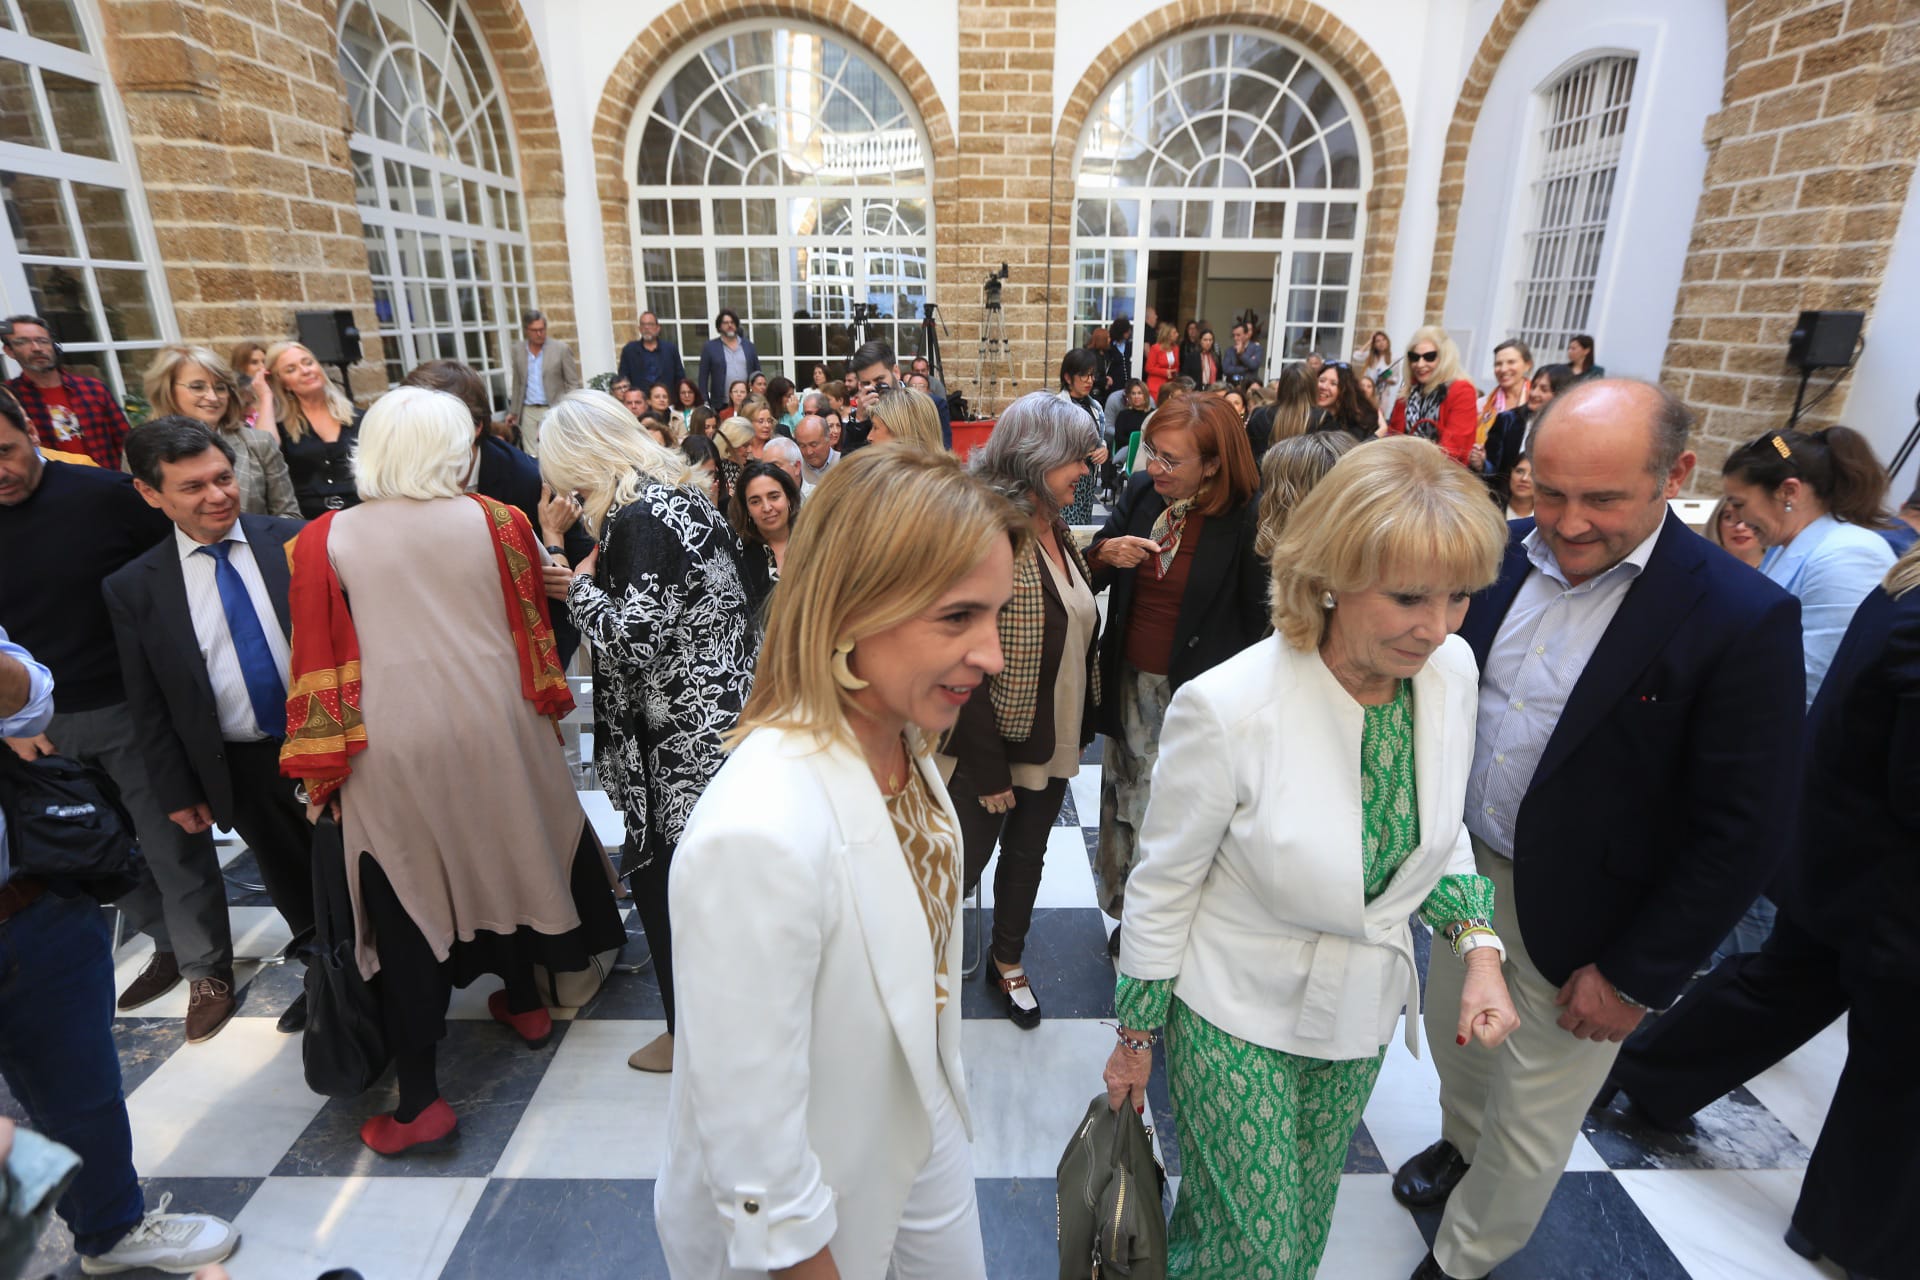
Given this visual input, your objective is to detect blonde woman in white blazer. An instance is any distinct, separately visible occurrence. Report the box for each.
[657,448,1025,1280]
[1103,438,1521,1280]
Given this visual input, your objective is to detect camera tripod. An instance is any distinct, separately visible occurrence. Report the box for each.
[977,264,1012,414]
[920,302,948,385]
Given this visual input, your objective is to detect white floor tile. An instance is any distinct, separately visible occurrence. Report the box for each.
[1359,1033,1445,1174]
[1745,1013,1847,1149]
[580,789,624,854]
[963,1018,1141,1178]
[113,907,295,1020]
[125,1018,326,1177]
[1066,765,1102,836]
[977,825,1097,910]
[492,1020,671,1179]
[1318,1174,1435,1278]
[1614,1169,1843,1280]
[227,1176,487,1280]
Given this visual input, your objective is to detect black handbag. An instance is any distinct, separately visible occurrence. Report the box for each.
[302,813,390,1097]
[0,750,143,901]
[1057,1094,1167,1279]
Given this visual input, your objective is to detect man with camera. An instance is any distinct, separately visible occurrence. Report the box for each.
[0,628,240,1274]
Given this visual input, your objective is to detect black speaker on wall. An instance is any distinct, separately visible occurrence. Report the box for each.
[1786,309,1863,370]
[296,309,363,367]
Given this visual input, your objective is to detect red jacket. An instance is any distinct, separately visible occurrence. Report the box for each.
[1389,379,1478,465]
[1145,345,1176,403]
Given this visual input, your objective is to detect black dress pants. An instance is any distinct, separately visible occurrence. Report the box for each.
[623,830,675,1033]
[945,768,1068,968]
[222,738,317,943]
[1612,911,1917,1278]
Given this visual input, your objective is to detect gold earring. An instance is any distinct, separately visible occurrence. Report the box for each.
[831,639,869,691]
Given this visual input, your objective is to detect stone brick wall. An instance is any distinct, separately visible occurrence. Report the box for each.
[98,0,388,398]
[1661,0,1920,485]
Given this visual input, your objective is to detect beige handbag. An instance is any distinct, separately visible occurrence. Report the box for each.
[531,946,621,1008]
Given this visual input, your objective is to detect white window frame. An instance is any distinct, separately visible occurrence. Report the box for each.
[338,0,532,404]
[624,22,938,382]
[0,0,176,400]
[1511,53,1638,357]
[1070,28,1371,379]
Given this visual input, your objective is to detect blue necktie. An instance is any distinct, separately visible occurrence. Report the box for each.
[198,541,287,739]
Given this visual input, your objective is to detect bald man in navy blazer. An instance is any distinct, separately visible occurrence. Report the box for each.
[1394,380,1804,1280]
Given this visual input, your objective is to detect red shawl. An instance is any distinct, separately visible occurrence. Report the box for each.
[279,494,575,800]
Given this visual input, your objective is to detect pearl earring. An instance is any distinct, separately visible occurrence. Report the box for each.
[1784,500,1794,513]
[831,639,869,691]
[1322,591,1336,609]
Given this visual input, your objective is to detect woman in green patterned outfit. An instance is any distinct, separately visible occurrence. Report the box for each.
[1103,438,1521,1279]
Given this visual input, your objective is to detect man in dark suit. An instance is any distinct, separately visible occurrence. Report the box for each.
[1392,379,1805,1280]
[615,310,685,395]
[402,360,593,665]
[695,309,761,410]
[103,417,317,1037]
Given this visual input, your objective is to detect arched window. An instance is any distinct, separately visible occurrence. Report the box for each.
[0,0,171,401]
[339,0,532,401]
[1514,55,1637,354]
[1072,30,1368,373]
[630,26,935,379]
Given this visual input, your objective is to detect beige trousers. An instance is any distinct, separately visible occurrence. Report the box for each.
[1423,837,1623,1278]
[519,403,551,456]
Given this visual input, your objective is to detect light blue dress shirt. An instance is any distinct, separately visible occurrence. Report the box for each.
[1758,513,1895,707]
[0,625,57,887]
[1465,524,1663,858]
[524,346,547,407]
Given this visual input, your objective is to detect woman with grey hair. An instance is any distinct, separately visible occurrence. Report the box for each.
[938,390,1103,1027]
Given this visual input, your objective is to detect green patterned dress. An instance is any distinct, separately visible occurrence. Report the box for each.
[1115,681,1495,1279]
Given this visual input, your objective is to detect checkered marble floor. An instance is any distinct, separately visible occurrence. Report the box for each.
[9,751,1853,1280]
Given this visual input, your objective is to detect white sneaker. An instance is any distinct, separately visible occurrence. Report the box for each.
[79,1192,239,1275]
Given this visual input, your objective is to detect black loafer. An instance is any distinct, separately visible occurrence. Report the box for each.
[986,963,1043,1030]
[1592,1078,1695,1134]
[1392,1139,1470,1209]
[276,991,309,1035]
[1409,1250,1478,1280]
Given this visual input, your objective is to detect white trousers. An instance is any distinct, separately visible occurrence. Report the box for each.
[520,403,551,455]
[1423,838,1624,1278]
[884,1084,986,1280]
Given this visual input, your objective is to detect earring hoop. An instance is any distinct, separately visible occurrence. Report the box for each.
[831,639,869,691]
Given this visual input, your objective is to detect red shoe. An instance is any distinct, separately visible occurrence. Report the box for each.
[359,1097,458,1156]
[488,989,554,1049]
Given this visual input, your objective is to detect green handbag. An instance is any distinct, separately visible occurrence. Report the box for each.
[1056,1094,1167,1279]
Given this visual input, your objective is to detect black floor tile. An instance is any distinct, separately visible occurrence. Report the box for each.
[439,1178,665,1280]
[1407,1171,1689,1279]
[574,941,667,1021]
[977,1176,1067,1280]
[959,908,1115,1022]
[233,958,306,1020]
[1583,1084,1810,1171]
[273,1020,570,1178]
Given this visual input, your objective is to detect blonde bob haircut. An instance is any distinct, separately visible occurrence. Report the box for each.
[713,415,754,460]
[352,386,474,502]
[734,447,1027,752]
[537,389,694,536]
[1267,436,1508,649]
[143,345,246,432]
[1402,325,1467,393]
[266,340,358,441]
[870,386,944,453]
[1254,430,1359,560]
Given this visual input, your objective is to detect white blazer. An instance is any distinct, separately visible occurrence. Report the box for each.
[1119,633,1482,1060]
[655,726,972,1279]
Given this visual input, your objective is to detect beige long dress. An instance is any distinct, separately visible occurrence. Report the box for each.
[326,495,614,979]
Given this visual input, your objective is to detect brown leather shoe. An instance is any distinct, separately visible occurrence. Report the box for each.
[117,950,181,1012]
[184,974,237,1043]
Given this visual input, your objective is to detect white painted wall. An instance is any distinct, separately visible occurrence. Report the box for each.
[1843,163,1920,496]
[521,0,960,376]
[1442,0,1725,388]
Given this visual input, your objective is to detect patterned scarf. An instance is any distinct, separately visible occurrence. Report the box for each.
[1403,383,1446,443]
[280,494,573,802]
[1149,497,1196,578]
[988,522,1101,742]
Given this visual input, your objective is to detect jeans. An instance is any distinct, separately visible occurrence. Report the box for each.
[0,891,143,1256]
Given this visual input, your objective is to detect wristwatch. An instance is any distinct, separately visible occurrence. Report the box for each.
[1456,932,1506,960]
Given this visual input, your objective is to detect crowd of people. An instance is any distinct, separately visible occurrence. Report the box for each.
[1,297,1917,1280]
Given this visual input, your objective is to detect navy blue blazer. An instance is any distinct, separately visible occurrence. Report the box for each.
[1460,512,1804,1009]
[696,336,762,410]
[1778,580,1920,977]
[616,337,685,394]
[102,514,304,822]
[475,434,592,664]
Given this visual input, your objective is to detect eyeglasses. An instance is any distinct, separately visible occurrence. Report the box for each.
[1408,351,1440,364]
[1139,441,1191,472]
